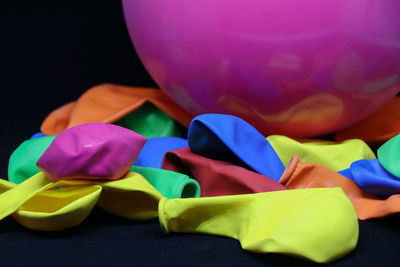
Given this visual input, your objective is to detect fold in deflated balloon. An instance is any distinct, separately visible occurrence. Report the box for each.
[335,97,400,147]
[134,137,188,169]
[163,148,286,197]
[96,172,164,220]
[377,134,400,178]
[37,123,147,181]
[0,177,102,231]
[0,173,53,222]
[158,187,358,263]
[0,171,165,230]
[267,135,375,171]
[281,156,400,220]
[188,114,284,181]
[130,166,201,199]
[114,102,187,138]
[40,84,194,136]
[8,135,56,184]
[338,159,400,197]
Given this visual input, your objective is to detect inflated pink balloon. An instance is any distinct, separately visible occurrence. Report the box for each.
[123,0,400,137]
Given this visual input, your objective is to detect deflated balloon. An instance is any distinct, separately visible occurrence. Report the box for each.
[159,187,358,263]
[37,123,147,181]
[8,135,56,184]
[377,134,400,178]
[339,159,400,197]
[163,148,286,196]
[188,114,284,181]
[134,137,188,168]
[267,135,375,171]
[130,165,200,199]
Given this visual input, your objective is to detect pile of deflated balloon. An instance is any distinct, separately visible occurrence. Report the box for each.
[4,84,400,263]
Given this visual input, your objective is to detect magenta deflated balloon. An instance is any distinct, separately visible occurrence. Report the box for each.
[37,123,147,181]
[123,0,400,137]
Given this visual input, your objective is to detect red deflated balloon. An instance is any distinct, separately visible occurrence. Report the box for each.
[123,0,400,137]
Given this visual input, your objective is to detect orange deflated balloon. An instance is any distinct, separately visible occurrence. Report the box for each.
[335,97,400,147]
[280,155,400,220]
[40,84,194,136]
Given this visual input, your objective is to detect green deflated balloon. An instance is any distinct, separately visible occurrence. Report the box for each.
[130,166,200,199]
[8,136,56,184]
[115,102,186,138]
[378,134,400,177]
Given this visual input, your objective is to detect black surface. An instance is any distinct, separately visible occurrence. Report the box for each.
[1,2,400,266]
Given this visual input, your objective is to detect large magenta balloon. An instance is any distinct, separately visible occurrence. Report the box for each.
[123,0,400,137]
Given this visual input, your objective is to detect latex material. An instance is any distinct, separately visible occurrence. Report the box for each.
[96,172,164,220]
[159,187,358,263]
[29,132,47,140]
[0,174,99,230]
[0,173,52,221]
[130,166,200,199]
[134,137,188,169]
[9,181,101,231]
[8,136,56,184]
[377,134,400,178]
[0,171,165,230]
[267,135,375,171]
[37,123,147,181]
[123,0,400,137]
[163,148,286,197]
[10,136,188,185]
[188,114,284,181]
[40,84,194,136]
[280,156,400,220]
[114,102,186,138]
[335,97,400,146]
[338,159,400,197]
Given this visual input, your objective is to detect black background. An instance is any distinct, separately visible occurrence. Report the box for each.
[1,1,400,266]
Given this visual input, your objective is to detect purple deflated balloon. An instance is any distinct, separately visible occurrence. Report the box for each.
[37,123,147,181]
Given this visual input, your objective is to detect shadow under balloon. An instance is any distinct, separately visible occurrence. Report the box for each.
[1,208,400,265]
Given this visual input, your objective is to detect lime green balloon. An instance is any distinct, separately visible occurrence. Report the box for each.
[267,135,375,171]
[159,187,358,263]
[8,136,56,184]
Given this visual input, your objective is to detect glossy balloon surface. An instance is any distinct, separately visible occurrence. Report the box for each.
[123,0,400,137]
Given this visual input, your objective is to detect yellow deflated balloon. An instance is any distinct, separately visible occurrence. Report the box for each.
[0,171,164,231]
[159,187,358,263]
[267,135,375,171]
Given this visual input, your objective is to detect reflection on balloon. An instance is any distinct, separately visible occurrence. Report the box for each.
[123,0,400,137]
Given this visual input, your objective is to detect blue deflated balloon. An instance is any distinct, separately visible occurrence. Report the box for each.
[134,137,189,169]
[338,159,400,197]
[188,114,285,181]
[29,132,47,140]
